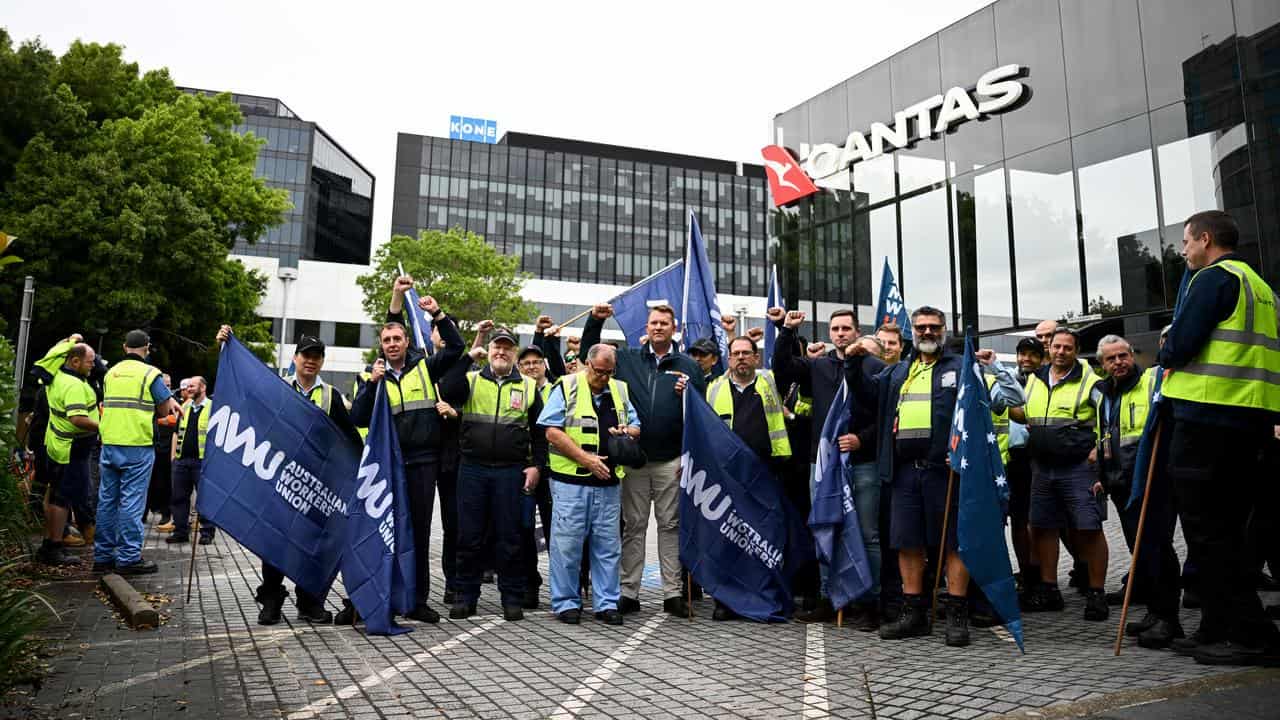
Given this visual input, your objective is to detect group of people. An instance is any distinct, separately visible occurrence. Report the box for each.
[18,210,1278,667]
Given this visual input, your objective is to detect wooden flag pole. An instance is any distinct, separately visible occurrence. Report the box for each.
[1114,423,1163,657]
[837,608,844,628]
[687,571,694,620]
[186,514,201,602]
[553,307,593,334]
[931,469,958,628]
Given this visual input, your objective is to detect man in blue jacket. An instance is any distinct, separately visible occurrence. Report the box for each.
[849,307,1023,647]
[582,303,705,617]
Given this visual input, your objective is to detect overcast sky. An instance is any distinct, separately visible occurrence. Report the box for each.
[5,0,991,251]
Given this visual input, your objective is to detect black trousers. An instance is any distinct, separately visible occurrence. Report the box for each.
[522,473,553,590]
[406,461,439,607]
[456,462,525,606]
[260,563,327,610]
[1110,467,1181,617]
[1170,419,1276,644]
[438,464,459,593]
[147,448,172,517]
[171,458,214,538]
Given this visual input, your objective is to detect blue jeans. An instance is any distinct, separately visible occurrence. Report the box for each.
[456,462,526,606]
[95,445,154,565]
[549,480,621,614]
[849,461,881,601]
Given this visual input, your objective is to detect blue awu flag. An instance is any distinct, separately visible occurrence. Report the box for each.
[948,333,1024,652]
[398,261,434,356]
[197,336,358,599]
[808,380,874,609]
[342,383,417,635]
[610,260,685,348]
[679,392,812,622]
[683,211,728,374]
[874,257,912,343]
[1127,267,1191,510]
[764,264,784,370]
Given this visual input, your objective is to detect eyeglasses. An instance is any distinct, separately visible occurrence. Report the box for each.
[587,364,614,377]
[912,323,944,333]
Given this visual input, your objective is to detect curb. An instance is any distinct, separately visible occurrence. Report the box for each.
[99,572,160,629]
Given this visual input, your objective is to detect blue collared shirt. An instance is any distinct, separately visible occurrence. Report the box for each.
[537,383,640,429]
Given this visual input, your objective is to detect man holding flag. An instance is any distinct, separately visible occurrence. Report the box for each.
[350,275,465,623]
[216,326,363,625]
[704,336,792,620]
[768,306,883,628]
[582,303,703,616]
[849,306,1021,643]
[947,334,1026,650]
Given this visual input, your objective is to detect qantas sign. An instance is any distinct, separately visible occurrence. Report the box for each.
[763,64,1027,207]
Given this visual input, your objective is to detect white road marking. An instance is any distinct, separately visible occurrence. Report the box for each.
[92,626,313,696]
[802,624,829,719]
[285,618,503,719]
[549,613,668,719]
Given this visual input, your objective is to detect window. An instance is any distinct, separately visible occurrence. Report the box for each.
[1008,141,1081,323]
[952,167,1013,330]
[293,319,321,343]
[1074,115,1163,314]
[994,0,1071,157]
[334,322,361,347]
[900,188,953,317]
[1060,0,1148,135]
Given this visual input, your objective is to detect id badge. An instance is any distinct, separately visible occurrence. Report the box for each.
[509,389,525,411]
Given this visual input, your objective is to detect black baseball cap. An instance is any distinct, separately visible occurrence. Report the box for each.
[124,330,150,349]
[296,335,326,355]
[1015,337,1045,355]
[488,327,518,346]
[518,345,544,361]
[689,338,719,356]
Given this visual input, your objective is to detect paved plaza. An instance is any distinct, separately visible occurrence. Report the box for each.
[21,502,1280,719]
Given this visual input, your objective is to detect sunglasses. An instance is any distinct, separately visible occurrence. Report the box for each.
[912,323,944,333]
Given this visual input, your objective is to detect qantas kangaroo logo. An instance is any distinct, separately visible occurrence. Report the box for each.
[760,145,818,207]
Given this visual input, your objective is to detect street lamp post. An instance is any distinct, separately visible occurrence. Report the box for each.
[277,267,299,373]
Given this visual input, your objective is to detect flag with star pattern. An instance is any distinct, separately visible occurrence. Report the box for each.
[948,333,1024,652]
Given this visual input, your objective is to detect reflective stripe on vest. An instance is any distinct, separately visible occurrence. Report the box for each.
[1116,367,1157,448]
[460,371,534,427]
[1024,364,1099,429]
[1163,259,1280,411]
[706,371,791,458]
[176,400,211,459]
[385,363,436,414]
[985,374,1011,465]
[289,376,334,414]
[896,359,935,440]
[45,371,96,464]
[100,359,160,446]
[549,372,629,480]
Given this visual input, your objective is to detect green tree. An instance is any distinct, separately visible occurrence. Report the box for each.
[0,30,287,378]
[358,228,537,333]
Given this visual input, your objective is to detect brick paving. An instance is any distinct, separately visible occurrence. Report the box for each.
[24,505,1273,719]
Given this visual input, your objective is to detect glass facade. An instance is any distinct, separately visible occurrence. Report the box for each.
[772,0,1279,338]
[390,132,771,295]
[184,89,375,267]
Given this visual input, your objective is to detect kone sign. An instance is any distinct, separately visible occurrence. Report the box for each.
[762,64,1027,207]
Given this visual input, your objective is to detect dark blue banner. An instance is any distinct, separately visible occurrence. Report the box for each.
[764,264,783,371]
[874,257,911,343]
[1127,267,1189,510]
[683,212,728,375]
[342,384,417,635]
[809,380,874,609]
[948,334,1024,652]
[611,260,684,348]
[678,392,810,622]
[197,336,358,599]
